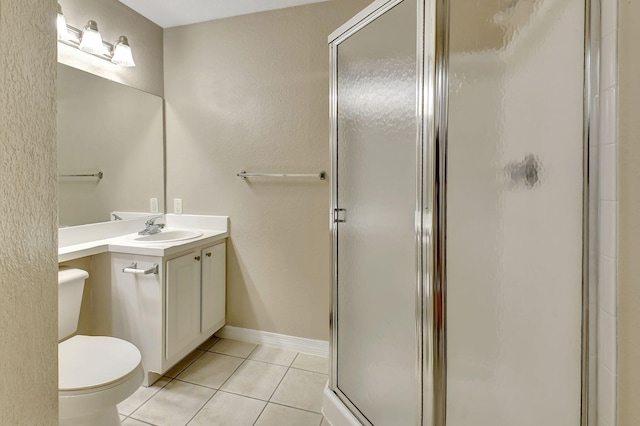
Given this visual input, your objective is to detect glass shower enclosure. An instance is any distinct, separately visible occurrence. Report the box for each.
[326,0,595,425]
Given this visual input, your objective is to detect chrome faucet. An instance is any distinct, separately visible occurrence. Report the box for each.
[138,217,165,235]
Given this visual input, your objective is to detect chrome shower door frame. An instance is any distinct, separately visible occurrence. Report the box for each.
[328,0,432,424]
[328,0,597,424]
[432,0,596,425]
[584,0,599,424]
[433,0,597,425]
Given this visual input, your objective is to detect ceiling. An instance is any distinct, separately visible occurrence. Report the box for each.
[118,0,331,28]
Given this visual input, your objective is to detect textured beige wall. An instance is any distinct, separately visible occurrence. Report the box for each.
[58,0,164,96]
[618,0,640,424]
[164,0,371,340]
[0,0,58,423]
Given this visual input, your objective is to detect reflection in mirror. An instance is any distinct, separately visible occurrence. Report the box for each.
[57,64,164,227]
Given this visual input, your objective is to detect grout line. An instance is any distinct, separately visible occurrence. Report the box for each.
[215,389,273,403]
[125,416,157,425]
[172,377,220,391]
[128,381,176,420]
[128,339,326,425]
[165,350,207,379]
[246,349,301,368]
[124,346,210,421]
[184,388,219,425]
[125,377,174,418]
[224,344,270,426]
[268,401,325,416]
[186,342,258,425]
[265,353,327,416]
[246,342,261,358]
[251,352,301,425]
[289,365,330,375]
[202,350,253,362]
[252,401,268,425]
[126,338,263,425]
[201,336,223,351]
[208,338,260,359]
[268,352,299,401]
[174,352,248,392]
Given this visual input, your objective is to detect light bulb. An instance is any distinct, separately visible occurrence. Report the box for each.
[78,20,108,56]
[56,4,69,41]
[111,36,136,67]
[57,14,69,40]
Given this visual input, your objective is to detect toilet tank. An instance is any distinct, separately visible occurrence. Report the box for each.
[58,268,88,341]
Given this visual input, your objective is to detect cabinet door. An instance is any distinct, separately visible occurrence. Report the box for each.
[99,253,163,379]
[165,252,201,362]
[201,242,226,336]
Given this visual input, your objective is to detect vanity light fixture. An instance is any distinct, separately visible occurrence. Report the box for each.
[56,4,69,41]
[78,20,109,56]
[111,36,136,67]
[56,4,136,67]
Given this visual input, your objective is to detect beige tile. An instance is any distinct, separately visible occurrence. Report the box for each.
[177,352,243,388]
[221,360,287,400]
[270,368,328,413]
[189,391,266,426]
[198,335,220,351]
[164,349,205,378]
[249,345,298,366]
[130,380,215,425]
[118,377,171,416]
[255,403,323,426]
[210,338,257,358]
[292,353,329,374]
[122,418,154,425]
[321,417,330,426]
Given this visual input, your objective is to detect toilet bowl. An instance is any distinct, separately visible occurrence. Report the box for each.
[58,268,143,426]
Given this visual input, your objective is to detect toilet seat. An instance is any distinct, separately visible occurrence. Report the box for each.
[59,335,144,425]
[59,335,142,391]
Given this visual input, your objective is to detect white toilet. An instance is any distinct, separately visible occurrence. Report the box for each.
[58,268,144,426]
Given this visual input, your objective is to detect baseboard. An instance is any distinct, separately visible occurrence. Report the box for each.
[215,325,329,357]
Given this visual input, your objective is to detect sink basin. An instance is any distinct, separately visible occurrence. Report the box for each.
[126,229,203,243]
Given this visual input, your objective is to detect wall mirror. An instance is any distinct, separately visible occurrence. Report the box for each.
[57,63,164,227]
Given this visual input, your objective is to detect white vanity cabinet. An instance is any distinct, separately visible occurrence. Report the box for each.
[200,242,226,336]
[94,239,226,386]
[165,251,201,363]
[166,242,226,364]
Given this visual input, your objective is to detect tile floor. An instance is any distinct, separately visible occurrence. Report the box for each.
[118,337,331,426]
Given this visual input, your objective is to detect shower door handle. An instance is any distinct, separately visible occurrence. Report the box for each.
[334,209,346,223]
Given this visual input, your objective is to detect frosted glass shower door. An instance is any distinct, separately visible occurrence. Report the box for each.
[445,0,586,425]
[331,0,420,424]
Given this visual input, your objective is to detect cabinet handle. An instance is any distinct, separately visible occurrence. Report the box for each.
[122,262,158,275]
[206,252,212,257]
[195,256,201,261]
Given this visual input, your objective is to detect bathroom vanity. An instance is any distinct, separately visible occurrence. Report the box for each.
[59,214,228,386]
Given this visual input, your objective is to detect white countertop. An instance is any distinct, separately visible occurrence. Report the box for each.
[58,229,228,262]
[58,214,229,263]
